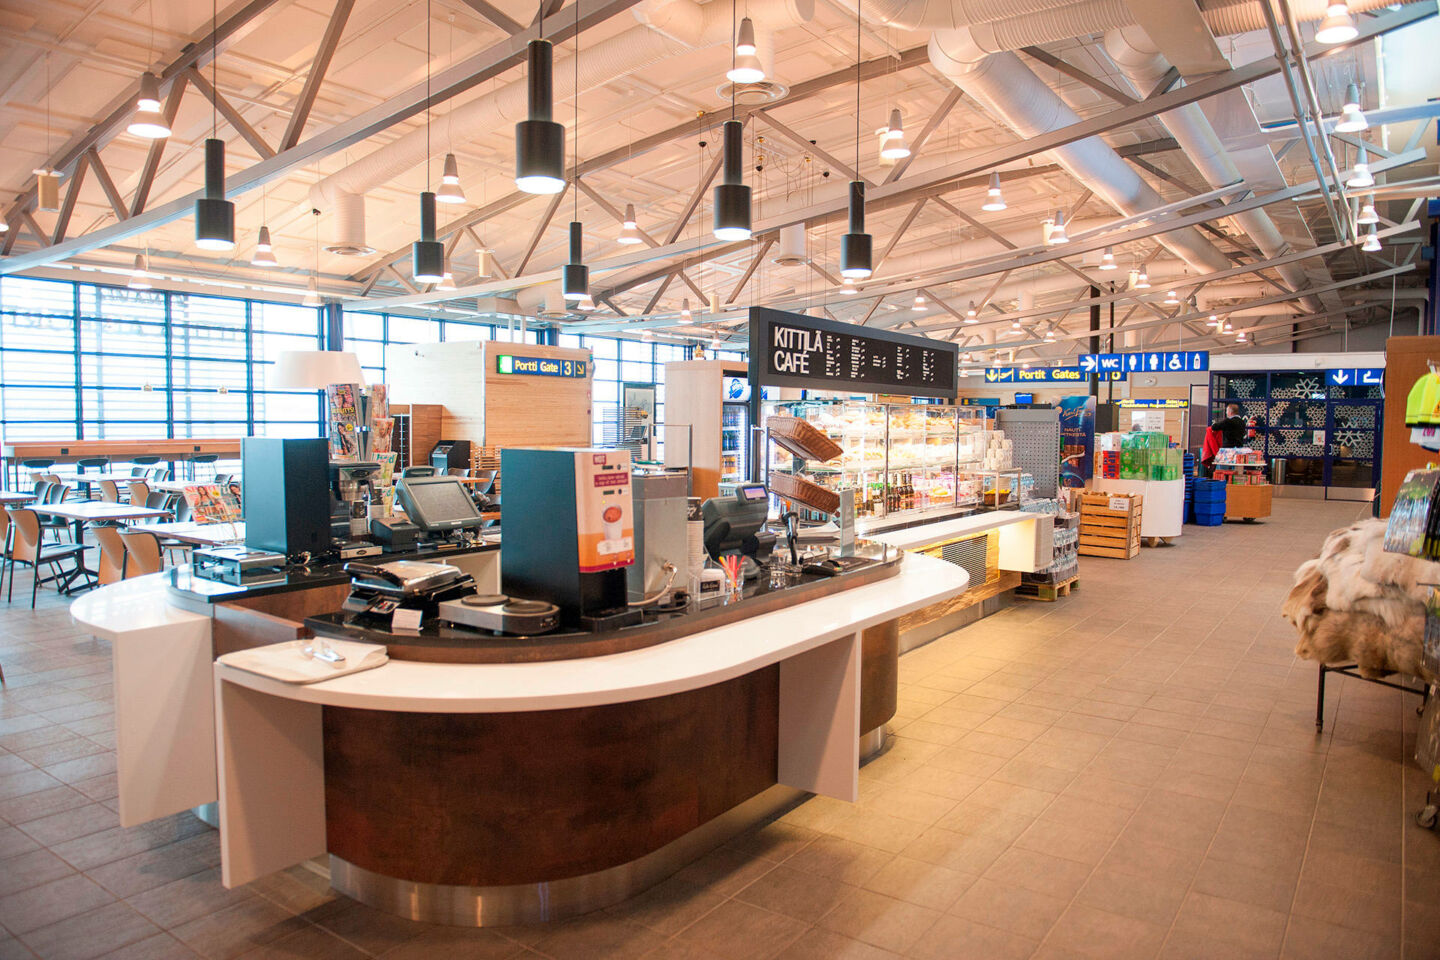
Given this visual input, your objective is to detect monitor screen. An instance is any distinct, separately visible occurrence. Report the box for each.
[397,476,484,531]
[738,484,767,502]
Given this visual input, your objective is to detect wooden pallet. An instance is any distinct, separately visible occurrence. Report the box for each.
[1079,492,1142,559]
[1016,576,1078,601]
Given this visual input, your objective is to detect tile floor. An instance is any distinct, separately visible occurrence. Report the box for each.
[0,499,1436,960]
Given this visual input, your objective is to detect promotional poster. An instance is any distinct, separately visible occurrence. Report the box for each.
[1059,395,1096,488]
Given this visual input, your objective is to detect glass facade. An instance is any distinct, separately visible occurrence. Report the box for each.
[0,276,692,452]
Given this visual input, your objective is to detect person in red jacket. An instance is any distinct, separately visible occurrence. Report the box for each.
[1200,424,1222,478]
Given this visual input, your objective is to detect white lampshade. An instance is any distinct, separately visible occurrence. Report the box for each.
[272,350,365,389]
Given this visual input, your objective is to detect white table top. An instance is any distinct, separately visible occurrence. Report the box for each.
[210,551,965,713]
[127,520,245,546]
[31,502,172,522]
[71,573,210,643]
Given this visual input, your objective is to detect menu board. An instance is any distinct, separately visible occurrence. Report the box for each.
[748,308,958,399]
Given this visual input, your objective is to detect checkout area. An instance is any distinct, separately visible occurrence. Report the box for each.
[70,434,986,926]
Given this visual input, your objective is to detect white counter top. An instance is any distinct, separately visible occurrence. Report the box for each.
[870,509,1040,551]
[215,551,968,714]
[71,572,210,641]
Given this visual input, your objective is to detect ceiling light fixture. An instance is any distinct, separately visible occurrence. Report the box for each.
[127,253,152,290]
[1315,1,1358,44]
[1360,225,1382,252]
[1235,330,1247,342]
[437,265,456,291]
[727,53,765,84]
[1357,196,1378,224]
[965,301,978,322]
[1134,263,1151,289]
[1011,317,1021,330]
[476,245,494,278]
[618,203,643,244]
[680,298,692,320]
[437,152,466,203]
[1346,146,1373,188]
[840,280,857,295]
[515,12,565,195]
[302,275,322,308]
[713,120,752,240]
[576,294,597,312]
[710,334,724,351]
[982,172,1006,212]
[128,73,170,139]
[1044,329,1055,342]
[736,16,756,55]
[840,7,872,279]
[1207,314,1219,327]
[1047,210,1069,244]
[250,225,278,267]
[880,109,910,160]
[563,4,589,301]
[912,292,927,311]
[413,191,445,283]
[1098,246,1116,270]
[1164,289,1180,306]
[194,0,233,250]
[1335,82,1368,133]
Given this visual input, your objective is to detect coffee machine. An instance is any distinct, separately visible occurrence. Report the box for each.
[330,460,382,559]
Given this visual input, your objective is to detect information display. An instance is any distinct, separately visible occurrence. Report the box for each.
[495,355,588,378]
[1080,350,1209,374]
[748,308,958,399]
[1326,368,1383,387]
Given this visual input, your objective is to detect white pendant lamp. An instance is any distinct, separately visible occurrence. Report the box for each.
[1357,196,1378,225]
[912,292,926,312]
[880,109,910,160]
[1046,210,1069,244]
[680,298,692,320]
[127,73,171,139]
[1044,329,1055,342]
[577,294,597,312]
[965,301,978,322]
[710,333,724,350]
[1315,1,1358,44]
[437,153,466,204]
[250,225,278,267]
[476,245,495,278]
[302,275,322,307]
[437,265,456,291]
[1134,263,1151,289]
[1360,225,1381,252]
[1335,82,1367,133]
[618,203,643,244]
[727,53,765,84]
[735,16,756,56]
[0,214,8,233]
[982,172,1006,212]
[1346,146,1374,188]
[1207,314,1219,327]
[127,253,152,290]
[1163,289,1180,306]
[840,280,857,295]
[1098,246,1116,270]
[1235,329,1247,342]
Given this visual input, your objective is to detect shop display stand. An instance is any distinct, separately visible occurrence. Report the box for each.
[1314,662,1427,732]
[1078,493,1143,559]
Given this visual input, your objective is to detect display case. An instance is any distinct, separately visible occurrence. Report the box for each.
[762,400,1008,527]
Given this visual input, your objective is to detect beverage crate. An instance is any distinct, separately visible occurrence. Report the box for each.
[1078,493,1142,559]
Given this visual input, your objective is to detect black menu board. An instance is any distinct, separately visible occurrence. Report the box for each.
[747,307,958,400]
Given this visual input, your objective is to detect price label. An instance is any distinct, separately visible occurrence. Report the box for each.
[392,608,423,632]
[1108,497,1130,512]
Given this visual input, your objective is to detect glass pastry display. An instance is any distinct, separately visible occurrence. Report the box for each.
[762,399,1001,525]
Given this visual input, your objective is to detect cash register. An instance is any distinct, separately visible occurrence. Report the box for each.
[702,483,777,581]
[372,474,486,552]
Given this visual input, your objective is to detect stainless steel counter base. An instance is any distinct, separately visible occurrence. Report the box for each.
[329,784,807,926]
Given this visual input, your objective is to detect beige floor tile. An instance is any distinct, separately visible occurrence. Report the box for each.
[1040,903,1168,960]
[859,855,975,912]
[1075,864,1189,927]
[1170,891,1289,956]
[907,915,1038,960]
[947,877,1070,941]
[816,888,941,953]
[982,847,1095,901]
[770,926,899,960]
[674,900,809,960]
[732,864,854,924]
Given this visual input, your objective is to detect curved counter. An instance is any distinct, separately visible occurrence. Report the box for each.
[73,550,968,927]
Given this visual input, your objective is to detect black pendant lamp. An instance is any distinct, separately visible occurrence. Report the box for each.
[515,36,565,194]
[839,12,871,279]
[713,120,751,241]
[562,220,588,299]
[194,138,235,250]
[413,191,445,283]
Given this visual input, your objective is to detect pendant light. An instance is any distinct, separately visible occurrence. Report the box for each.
[195,0,234,251]
[0,215,8,233]
[840,280,857,295]
[476,244,495,279]
[1346,146,1373,188]
[680,299,692,320]
[1163,289,1180,306]
[1315,1,1358,44]
[880,109,910,160]
[1335,82,1367,133]
[576,294,597,312]
[304,208,323,307]
[250,225,278,267]
[736,16,756,55]
[128,253,152,290]
[710,333,724,351]
[713,121,751,240]
[1360,225,1382,252]
[1207,314,1219,327]
[128,73,170,139]
[727,54,766,84]
[437,153,466,204]
[413,2,444,283]
[618,203,643,244]
[1046,210,1069,244]
[965,301,978,322]
[912,292,926,312]
[514,8,565,195]
[34,169,62,212]
[840,8,872,279]
[1357,196,1378,225]
[981,172,1006,212]
[302,276,322,308]
[1098,246,1116,270]
[1011,317,1021,331]
[1044,329,1056,342]
[1134,263,1151,289]
[1235,329,1247,342]
[438,264,456,291]
[562,2,589,301]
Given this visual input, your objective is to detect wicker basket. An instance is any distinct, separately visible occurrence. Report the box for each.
[767,416,843,464]
[770,471,841,514]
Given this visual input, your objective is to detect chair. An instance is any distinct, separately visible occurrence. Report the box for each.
[6,509,87,607]
[145,465,171,483]
[20,459,55,488]
[98,480,120,503]
[174,496,192,523]
[40,483,72,542]
[213,473,233,487]
[118,530,163,576]
[128,480,151,506]
[92,525,130,585]
[144,491,171,511]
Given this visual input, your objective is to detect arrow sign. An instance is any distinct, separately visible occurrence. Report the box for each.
[1359,369,1383,385]
[985,369,998,382]
[1080,355,1098,372]
[1331,370,1351,385]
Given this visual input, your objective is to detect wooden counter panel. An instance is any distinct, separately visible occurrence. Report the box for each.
[322,666,780,887]
[212,584,351,657]
[860,619,899,735]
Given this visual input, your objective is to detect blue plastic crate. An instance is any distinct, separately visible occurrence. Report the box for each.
[1192,513,1225,526]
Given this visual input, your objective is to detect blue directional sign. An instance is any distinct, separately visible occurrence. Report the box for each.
[1326,367,1384,387]
[1081,350,1208,375]
[984,366,1090,384]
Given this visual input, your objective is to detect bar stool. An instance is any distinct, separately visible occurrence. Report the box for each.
[20,459,55,489]
[130,456,160,477]
[75,457,109,500]
[186,454,217,482]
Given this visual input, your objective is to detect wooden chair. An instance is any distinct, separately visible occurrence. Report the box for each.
[6,509,88,607]
[92,525,129,585]
[128,480,151,505]
[118,530,163,576]
[40,483,72,542]
[98,480,121,503]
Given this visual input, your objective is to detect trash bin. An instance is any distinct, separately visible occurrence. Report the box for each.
[1270,458,1286,485]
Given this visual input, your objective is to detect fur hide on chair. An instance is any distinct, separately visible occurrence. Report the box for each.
[1282,518,1438,682]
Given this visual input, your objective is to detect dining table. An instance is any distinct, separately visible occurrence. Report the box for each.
[27,501,173,593]
[126,520,246,547]
[0,491,37,506]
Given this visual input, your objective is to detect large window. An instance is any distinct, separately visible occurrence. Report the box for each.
[0,276,687,452]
